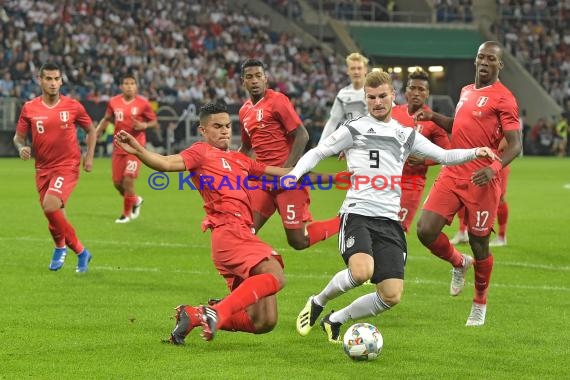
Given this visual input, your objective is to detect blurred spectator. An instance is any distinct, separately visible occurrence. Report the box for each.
[528,117,555,155]
[433,0,474,22]
[552,113,568,157]
[0,72,15,96]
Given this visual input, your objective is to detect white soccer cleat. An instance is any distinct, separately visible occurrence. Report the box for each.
[449,230,469,245]
[465,302,487,326]
[450,254,474,296]
[489,236,507,247]
[131,196,144,219]
[115,215,131,224]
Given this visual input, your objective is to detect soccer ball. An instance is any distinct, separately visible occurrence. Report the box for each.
[342,323,383,361]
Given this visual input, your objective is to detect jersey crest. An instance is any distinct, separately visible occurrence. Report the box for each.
[59,111,70,122]
[476,96,488,107]
[396,129,407,144]
[346,235,355,249]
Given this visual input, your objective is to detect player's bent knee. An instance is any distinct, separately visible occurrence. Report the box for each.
[252,315,278,334]
[350,267,373,284]
[416,221,437,244]
[286,236,309,250]
[381,292,402,306]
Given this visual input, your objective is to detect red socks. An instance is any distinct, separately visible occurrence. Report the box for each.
[45,210,66,248]
[213,273,280,327]
[123,194,138,217]
[474,255,494,304]
[427,232,464,268]
[306,216,340,246]
[219,310,256,333]
[497,202,508,238]
[45,210,84,254]
[65,220,84,254]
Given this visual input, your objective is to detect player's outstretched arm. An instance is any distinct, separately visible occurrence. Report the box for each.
[264,166,292,177]
[414,109,454,133]
[114,130,185,172]
[412,133,500,165]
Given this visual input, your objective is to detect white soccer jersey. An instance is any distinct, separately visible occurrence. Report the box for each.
[319,84,367,144]
[289,115,478,220]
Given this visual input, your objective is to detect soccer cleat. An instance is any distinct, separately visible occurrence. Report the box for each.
[320,311,342,344]
[131,196,144,220]
[49,247,67,271]
[489,236,507,247]
[168,305,201,345]
[207,298,223,306]
[199,306,218,341]
[450,254,474,296]
[115,215,131,224]
[449,230,469,245]
[75,249,92,273]
[465,302,487,326]
[296,295,324,336]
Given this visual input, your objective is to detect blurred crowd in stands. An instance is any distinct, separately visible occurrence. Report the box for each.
[495,0,569,156]
[495,0,570,113]
[0,0,344,108]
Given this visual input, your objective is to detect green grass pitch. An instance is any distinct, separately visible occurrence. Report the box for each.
[0,156,568,379]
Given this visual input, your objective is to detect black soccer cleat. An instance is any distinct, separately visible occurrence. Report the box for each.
[199,306,219,341]
[320,311,342,344]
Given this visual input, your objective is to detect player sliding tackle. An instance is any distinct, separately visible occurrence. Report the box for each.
[115,103,295,344]
[289,70,500,343]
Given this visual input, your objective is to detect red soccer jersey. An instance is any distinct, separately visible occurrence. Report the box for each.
[106,95,156,155]
[239,89,302,166]
[442,81,519,179]
[16,95,93,169]
[179,142,267,227]
[392,104,450,185]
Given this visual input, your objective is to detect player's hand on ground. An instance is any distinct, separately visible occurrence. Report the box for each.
[18,146,31,160]
[475,147,501,161]
[338,151,346,161]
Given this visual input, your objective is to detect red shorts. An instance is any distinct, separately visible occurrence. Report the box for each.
[423,174,501,237]
[499,166,510,198]
[210,221,284,291]
[399,187,424,232]
[35,166,79,205]
[250,187,312,229]
[112,152,141,183]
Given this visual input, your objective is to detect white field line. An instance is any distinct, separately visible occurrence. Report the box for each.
[2,236,569,292]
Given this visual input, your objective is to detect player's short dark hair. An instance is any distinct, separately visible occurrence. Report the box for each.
[39,62,61,77]
[121,72,137,83]
[241,59,265,77]
[199,103,228,122]
[408,69,429,88]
